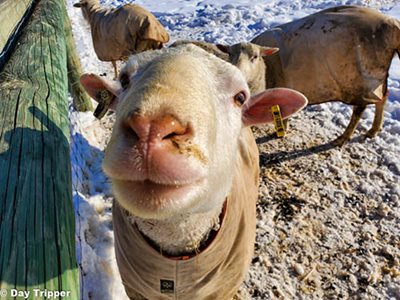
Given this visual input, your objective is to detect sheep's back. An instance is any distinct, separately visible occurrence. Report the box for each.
[252,6,399,105]
[125,4,169,44]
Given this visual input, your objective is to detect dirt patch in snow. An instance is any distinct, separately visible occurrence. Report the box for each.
[245,106,400,299]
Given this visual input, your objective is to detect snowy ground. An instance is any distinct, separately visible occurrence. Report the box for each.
[67,0,400,299]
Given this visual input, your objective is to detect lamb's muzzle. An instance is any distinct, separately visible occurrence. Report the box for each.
[110,111,206,215]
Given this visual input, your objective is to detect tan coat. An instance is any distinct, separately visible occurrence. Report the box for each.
[112,127,260,300]
[86,3,169,61]
[251,5,400,106]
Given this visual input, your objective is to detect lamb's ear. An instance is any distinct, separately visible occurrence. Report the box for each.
[80,73,121,107]
[80,73,122,119]
[216,44,229,54]
[242,88,308,127]
[260,46,279,56]
[139,17,169,43]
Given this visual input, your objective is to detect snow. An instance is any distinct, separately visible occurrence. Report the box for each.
[67,0,400,299]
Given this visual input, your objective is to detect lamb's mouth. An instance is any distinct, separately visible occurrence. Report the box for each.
[112,178,205,212]
[127,179,198,194]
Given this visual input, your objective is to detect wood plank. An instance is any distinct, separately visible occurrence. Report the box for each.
[0,0,79,298]
[0,0,36,70]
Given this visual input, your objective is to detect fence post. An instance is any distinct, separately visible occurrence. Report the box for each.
[0,0,80,298]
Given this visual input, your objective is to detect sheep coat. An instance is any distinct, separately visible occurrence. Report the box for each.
[86,3,169,61]
[251,5,400,106]
[112,127,259,300]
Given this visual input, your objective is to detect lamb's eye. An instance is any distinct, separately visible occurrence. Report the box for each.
[250,54,258,62]
[120,73,130,89]
[234,91,246,107]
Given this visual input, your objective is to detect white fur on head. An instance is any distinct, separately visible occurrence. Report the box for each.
[118,48,164,89]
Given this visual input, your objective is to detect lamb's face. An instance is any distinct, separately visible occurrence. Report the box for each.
[228,43,278,92]
[229,44,263,82]
[103,48,250,219]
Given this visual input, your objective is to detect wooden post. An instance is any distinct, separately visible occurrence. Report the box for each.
[0,0,79,298]
[65,5,93,112]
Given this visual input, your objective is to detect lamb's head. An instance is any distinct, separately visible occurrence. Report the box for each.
[73,0,100,20]
[73,0,99,8]
[219,42,279,94]
[80,45,306,220]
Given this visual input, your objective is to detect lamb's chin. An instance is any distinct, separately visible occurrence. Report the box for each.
[112,179,205,219]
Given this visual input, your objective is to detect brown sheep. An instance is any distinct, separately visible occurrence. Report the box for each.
[251,5,400,146]
[73,0,169,78]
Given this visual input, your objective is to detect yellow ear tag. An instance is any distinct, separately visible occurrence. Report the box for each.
[271,105,286,137]
[94,89,113,119]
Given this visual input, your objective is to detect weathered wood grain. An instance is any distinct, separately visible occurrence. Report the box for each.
[0,0,79,298]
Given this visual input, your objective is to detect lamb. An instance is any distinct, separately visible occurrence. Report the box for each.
[171,40,278,94]
[251,5,400,146]
[79,44,307,299]
[219,42,279,94]
[73,0,169,78]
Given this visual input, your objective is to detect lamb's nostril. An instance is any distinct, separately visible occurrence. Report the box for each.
[162,126,190,140]
[125,113,150,141]
[163,132,178,140]
[126,113,191,143]
[154,116,189,141]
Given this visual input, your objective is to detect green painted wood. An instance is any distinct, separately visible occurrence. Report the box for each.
[0,0,79,299]
[0,0,36,70]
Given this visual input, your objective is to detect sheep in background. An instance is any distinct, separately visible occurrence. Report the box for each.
[80,44,307,299]
[219,42,279,94]
[251,5,400,146]
[73,0,169,78]
[170,39,230,61]
[171,40,278,94]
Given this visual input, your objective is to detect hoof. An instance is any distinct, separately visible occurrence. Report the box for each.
[366,129,379,139]
[233,286,251,300]
[331,136,348,147]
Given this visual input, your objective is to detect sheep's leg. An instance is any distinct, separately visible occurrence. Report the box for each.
[332,104,366,146]
[112,60,118,79]
[366,92,388,138]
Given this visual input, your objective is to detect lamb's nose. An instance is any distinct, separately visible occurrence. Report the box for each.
[127,113,190,143]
